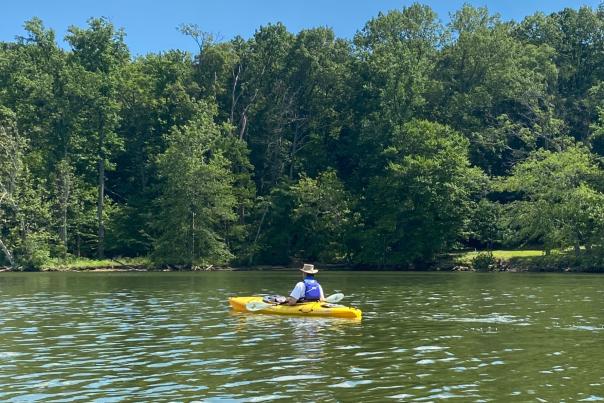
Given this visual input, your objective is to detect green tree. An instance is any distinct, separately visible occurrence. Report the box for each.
[0,19,102,260]
[349,4,443,186]
[65,17,129,258]
[589,107,604,156]
[501,146,604,254]
[359,119,484,266]
[107,51,200,256]
[0,18,68,174]
[0,107,23,268]
[435,5,563,175]
[0,107,51,269]
[152,102,238,266]
[468,199,505,249]
[516,6,604,141]
[289,170,356,262]
[354,3,443,123]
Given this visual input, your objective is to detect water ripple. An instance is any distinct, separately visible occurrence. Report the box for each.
[1,272,604,401]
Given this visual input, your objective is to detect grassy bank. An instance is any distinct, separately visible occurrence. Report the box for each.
[452,250,545,265]
[449,249,604,273]
[40,257,150,271]
[4,249,602,272]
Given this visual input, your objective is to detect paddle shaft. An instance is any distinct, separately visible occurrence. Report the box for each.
[246,293,344,311]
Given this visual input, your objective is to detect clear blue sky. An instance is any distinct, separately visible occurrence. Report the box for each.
[1,0,602,56]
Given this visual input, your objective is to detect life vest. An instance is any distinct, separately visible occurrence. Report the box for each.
[303,276,321,301]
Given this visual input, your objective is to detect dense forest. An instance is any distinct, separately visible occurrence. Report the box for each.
[2,4,604,269]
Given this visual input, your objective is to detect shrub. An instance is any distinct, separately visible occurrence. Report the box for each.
[471,252,497,272]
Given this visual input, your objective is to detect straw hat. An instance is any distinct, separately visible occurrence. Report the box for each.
[300,263,318,274]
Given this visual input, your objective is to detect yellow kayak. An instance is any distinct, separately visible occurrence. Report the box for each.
[229,296,362,320]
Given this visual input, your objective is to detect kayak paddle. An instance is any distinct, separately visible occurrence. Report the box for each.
[245,301,273,311]
[245,293,345,311]
[325,293,344,303]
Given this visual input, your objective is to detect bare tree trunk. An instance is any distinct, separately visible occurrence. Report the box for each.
[230,65,241,125]
[62,205,68,257]
[77,229,81,258]
[191,210,196,265]
[289,128,298,180]
[239,113,248,141]
[59,164,71,258]
[97,127,105,259]
[0,237,15,269]
[238,88,259,141]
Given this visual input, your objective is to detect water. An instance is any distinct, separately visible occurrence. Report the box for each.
[1,271,603,401]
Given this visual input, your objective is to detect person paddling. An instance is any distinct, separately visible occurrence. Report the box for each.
[285,263,325,306]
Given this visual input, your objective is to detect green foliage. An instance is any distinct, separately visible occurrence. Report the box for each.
[107,51,200,256]
[0,107,52,269]
[589,107,604,156]
[501,146,604,254]
[289,170,356,262]
[358,119,485,265]
[3,4,604,269]
[354,4,443,122]
[471,252,497,272]
[516,6,604,140]
[15,231,52,270]
[66,17,129,72]
[435,5,564,175]
[251,184,296,265]
[151,101,238,266]
[468,199,505,249]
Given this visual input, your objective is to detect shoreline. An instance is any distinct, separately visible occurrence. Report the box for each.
[1,250,602,273]
[0,264,599,274]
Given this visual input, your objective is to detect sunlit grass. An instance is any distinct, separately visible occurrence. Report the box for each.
[453,249,545,264]
[42,257,149,271]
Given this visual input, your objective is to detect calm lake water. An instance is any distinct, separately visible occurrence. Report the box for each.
[1,271,603,401]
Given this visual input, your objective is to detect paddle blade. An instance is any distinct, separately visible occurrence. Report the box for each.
[246,301,272,311]
[325,293,344,303]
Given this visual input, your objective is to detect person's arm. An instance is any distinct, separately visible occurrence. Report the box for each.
[319,285,325,302]
[287,282,304,305]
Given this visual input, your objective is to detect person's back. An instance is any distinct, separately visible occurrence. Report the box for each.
[286,264,325,305]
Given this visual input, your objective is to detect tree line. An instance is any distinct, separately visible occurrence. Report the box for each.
[2,4,604,269]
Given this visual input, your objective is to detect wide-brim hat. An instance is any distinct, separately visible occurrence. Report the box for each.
[300,263,318,274]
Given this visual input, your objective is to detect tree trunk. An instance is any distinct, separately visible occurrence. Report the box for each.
[0,237,15,269]
[289,128,298,180]
[77,229,81,258]
[238,113,248,141]
[230,64,241,125]
[191,210,196,265]
[62,205,68,258]
[60,167,70,258]
[97,129,105,259]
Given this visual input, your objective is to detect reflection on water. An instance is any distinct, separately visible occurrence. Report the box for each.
[1,271,604,401]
